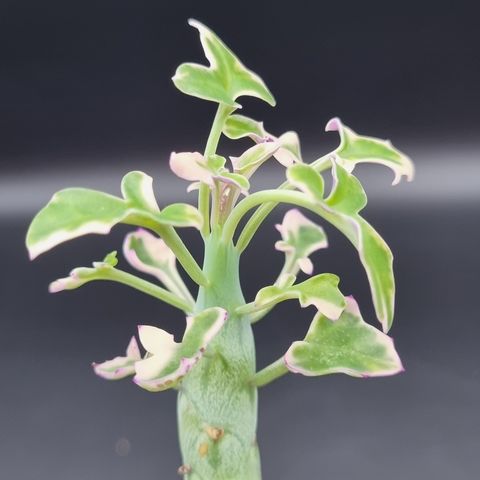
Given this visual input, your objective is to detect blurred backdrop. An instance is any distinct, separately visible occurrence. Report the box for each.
[1,1,479,479]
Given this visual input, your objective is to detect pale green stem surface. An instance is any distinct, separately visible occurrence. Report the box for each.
[177,231,261,479]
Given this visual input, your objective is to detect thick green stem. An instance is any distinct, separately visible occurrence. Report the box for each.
[177,232,261,479]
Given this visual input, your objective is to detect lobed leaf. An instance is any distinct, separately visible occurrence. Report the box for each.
[287,162,394,331]
[284,296,403,377]
[134,307,227,392]
[254,273,346,320]
[275,209,328,275]
[326,117,414,185]
[172,19,275,108]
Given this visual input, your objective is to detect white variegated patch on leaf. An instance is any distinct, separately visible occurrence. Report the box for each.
[170,151,250,195]
[92,337,141,380]
[286,162,395,332]
[284,296,404,378]
[123,229,194,303]
[253,273,346,320]
[121,171,160,212]
[172,19,275,108]
[326,117,414,185]
[26,170,202,260]
[169,152,215,187]
[275,209,328,275]
[133,307,227,392]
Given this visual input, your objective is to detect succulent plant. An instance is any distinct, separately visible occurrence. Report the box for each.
[27,19,413,479]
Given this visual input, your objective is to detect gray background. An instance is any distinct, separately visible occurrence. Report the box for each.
[1,1,479,478]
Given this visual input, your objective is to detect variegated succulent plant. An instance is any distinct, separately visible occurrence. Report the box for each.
[26,19,414,479]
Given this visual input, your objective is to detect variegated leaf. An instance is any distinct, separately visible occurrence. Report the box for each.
[170,151,250,195]
[225,114,302,168]
[285,296,403,377]
[326,117,414,185]
[287,162,394,332]
[172,19,275,108]
[287,163,325,200]
[92,337,141,380]
[26,171,202,259]
[230,141,281,176]
[48,251,119,293]
[254,273,345,320]
[123,229,192,301]
[169,152,214,187]
[157,203,203,229]
[121,170,160,212]
[223,114,267,141]
[134,307,227,392]
[275,209,328,275]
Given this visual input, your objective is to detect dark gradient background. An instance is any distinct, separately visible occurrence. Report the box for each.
[1,1,479,479]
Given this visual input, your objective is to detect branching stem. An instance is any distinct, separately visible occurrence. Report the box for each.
[223,190,326,246]
[235,156,332,252]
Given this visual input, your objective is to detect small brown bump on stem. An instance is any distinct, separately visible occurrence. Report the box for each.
[177,464,192,475]
[205,426,224,441]
[198,442,209,457]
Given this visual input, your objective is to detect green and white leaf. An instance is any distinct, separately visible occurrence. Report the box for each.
[326,117,414,185]
[284,296,403,377]
[230,141,281,176]
[275,209,328,275]
[134,307,227,392]
[92,336,141,380]
[253,273,346,320]
[172,19,275,108]
[287,162,395,332]
[123,229,194,304]
[26,171,203,259]
[121,170,160,212]
[157,203,203,229]
[225,114,303,168]
[223,113,267,141]
[217,171,250,194]
[49,251,119,292]
[287,163,325,200]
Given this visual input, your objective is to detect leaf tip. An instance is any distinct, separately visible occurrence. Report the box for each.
[325,117,342,132]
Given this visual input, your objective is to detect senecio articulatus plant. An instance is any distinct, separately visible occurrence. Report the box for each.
[26,19,414,479]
